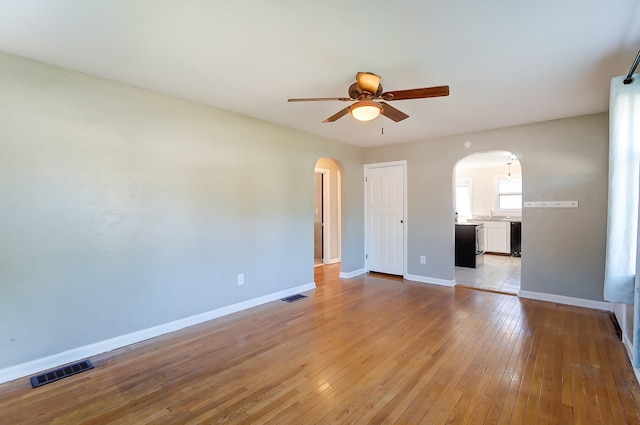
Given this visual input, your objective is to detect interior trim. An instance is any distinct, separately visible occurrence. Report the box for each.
[405,274,455,287]
[339,268,366,279]
[519,290,612,311]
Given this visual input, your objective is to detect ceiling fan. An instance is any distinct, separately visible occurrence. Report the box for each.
[287,72,449,123]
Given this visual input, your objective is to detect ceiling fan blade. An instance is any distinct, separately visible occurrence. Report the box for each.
[322,107,350,123]
[356,72,381,94]
[382,85,450,101]
[288,97,353,102]
[379,102,409,122]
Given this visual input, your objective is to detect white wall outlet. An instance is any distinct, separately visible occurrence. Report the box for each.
[237,273,244,286]
[420,256,426,264]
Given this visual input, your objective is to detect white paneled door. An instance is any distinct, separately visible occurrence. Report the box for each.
[365,163,405,275]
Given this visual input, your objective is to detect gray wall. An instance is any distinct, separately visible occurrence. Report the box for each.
[0,48,611,373]
[0,51,364,369]
[365,113,609,301]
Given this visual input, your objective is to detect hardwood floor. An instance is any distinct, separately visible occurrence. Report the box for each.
[1,264,640,424]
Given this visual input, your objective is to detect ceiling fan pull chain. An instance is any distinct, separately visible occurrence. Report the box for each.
[380,115,384,135]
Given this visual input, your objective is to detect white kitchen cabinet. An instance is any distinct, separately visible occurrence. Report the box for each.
[477,221,510,254]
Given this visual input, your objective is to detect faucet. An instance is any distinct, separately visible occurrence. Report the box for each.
[489,210,494,219]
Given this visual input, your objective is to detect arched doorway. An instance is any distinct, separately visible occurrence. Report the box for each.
[314,158,342,267]
[453,151,522,293]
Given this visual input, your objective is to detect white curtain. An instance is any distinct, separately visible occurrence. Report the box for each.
[605,74,640,368]
[604,75,640,304]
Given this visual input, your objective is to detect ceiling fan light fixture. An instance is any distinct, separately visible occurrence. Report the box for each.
[350,100,382,122]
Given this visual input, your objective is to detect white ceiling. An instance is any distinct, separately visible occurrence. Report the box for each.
[0,1,638,148]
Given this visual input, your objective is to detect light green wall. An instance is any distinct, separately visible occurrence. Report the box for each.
[0,51,364,369]
[365,113,608,301]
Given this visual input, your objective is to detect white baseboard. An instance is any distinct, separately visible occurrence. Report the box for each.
[0,282,316,385]
[339,268,366,279]
[621,327,640,386]
[623,334,634,362]
[404,274,455,287]
[518,290,612,311]
[325,257,341,265]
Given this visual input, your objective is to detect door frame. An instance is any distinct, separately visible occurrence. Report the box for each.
[315,167,331,264]
[364,160,408,275]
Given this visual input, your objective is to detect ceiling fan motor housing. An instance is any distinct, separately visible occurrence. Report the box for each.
[348,82,360,99]
[348,82,383,100]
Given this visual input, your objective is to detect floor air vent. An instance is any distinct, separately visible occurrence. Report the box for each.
[281,294,307,303]
[30,359,94,388]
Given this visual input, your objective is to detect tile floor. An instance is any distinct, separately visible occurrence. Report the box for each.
[455,254,521,294]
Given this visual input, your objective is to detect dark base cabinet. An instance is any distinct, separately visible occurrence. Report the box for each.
[510,221,522,257]
[455,223,484,268]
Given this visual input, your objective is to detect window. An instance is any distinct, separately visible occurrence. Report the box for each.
[497,177,522,210]
[455,179,472,218]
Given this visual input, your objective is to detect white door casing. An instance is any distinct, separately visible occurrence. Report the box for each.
[365,162,406,275]
[315,168,331,264]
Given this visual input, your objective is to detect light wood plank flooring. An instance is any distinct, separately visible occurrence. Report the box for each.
[1,264,639,424]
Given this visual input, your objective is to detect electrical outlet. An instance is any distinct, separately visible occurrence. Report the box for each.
[420,256,426,264]
[237,273,244,286]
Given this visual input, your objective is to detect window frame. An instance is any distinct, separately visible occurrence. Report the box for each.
[455,178,473,219]
[495,175,522,214]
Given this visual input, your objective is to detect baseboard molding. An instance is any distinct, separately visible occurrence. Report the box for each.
[339,268,366,279]
[325,257,341,265]
[623,334,634,362]
[621,333,640,385]
[518,290,612,311]
[404,274,455,287]
[0,282,316,385]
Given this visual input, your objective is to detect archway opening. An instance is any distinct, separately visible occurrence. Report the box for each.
[314,158,342,268]
[453,150,522,294]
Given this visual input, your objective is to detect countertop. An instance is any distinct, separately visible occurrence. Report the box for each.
[465,216,522,223]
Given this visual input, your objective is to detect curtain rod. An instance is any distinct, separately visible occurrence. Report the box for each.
[624,49,640,84]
